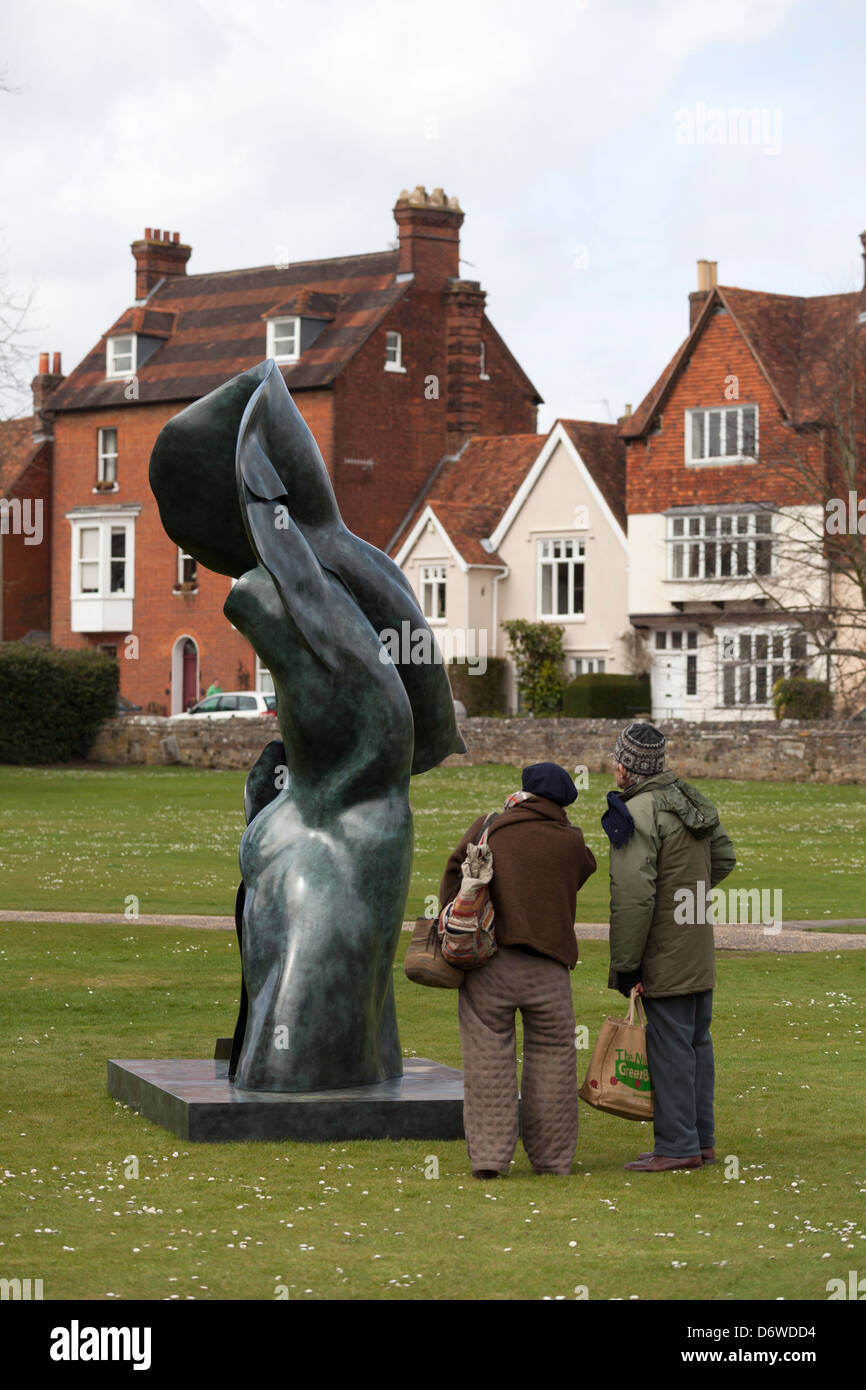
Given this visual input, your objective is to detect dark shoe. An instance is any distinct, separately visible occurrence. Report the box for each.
[634,1147,716,1164]
[472,1169,500,1180]
[624,1153,703,1172]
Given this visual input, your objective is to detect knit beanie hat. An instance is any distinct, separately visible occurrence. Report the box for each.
[611,723,666,777]
[521,762,578,806]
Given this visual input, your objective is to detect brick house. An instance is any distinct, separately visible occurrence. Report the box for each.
[392,419,628,711]
[46,188,541,714]
[621,243,866,721]
[0,353,63,643]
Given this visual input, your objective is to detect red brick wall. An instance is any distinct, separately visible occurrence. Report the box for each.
[333,293,539,549]
[626,311,822,514]
[2,445,52,640]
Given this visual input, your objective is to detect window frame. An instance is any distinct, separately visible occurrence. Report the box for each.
[685,403,759,465]
[97,427,118,486]
[105,335,137,380]
[717,626,810,708]
[69,514,136,602]
[266,316,300,364]
[176,546,198,590]
[384,330,406,373]
[666,508,774,581]
[537,536,586,620]
[420,564,447,623]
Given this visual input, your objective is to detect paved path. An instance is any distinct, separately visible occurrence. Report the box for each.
[1,910,864,952]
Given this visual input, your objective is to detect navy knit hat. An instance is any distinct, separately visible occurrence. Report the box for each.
[611,722,666,777]
[521,762,578,806]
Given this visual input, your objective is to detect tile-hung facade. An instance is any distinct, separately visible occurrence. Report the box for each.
[392,420,628,710]
[45,189,540,714]
[621,245,866,721]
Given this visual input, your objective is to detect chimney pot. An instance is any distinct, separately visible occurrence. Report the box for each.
[392,186,464,284]
[132,228,191,299]
[38,351,49,374]
[52,351,62,374]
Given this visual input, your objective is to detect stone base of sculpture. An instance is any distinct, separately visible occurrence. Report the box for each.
[107,1057,465,1143]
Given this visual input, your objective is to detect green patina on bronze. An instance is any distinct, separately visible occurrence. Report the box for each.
[149,360,464,1093]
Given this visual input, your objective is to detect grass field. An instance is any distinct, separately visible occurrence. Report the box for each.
[1,763,865,921]
[0,923,863,1301]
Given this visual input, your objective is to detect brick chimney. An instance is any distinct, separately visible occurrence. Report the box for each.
[31,351,65,442]
[689,258,718,329]
[393,187,463,286]
[444,279,487,449]
[131,228,191,301]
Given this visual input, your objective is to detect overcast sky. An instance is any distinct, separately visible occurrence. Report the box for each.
[2,0,865,430]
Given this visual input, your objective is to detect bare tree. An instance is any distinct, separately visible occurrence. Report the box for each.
[742,296,866,711]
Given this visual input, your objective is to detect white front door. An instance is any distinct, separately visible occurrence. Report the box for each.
[652,629,698,719]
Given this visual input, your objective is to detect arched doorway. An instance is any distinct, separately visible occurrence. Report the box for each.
[171,634,199,714]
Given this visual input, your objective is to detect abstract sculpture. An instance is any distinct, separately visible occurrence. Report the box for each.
[149,360,464,1092]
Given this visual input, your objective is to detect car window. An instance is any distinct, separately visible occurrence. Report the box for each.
[264,695,277,712]
[237,696,257,710]
[192,696,220,713]
[217,696,239,711]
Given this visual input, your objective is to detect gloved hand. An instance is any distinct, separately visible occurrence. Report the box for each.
[616,969,643,998]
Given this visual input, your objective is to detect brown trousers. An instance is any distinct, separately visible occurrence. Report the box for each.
[458,945,578,1174]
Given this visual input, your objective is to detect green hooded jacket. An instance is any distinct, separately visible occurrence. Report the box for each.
[607,771,737,997]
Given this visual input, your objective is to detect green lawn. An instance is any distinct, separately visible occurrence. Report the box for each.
[0,763,864,921]
[0,923,863,1301]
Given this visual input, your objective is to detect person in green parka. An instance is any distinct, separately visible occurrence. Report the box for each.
[602,722,736,1173]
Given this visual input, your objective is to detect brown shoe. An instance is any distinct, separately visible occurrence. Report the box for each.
[625,1153,703,1172]
[635,1148,716,1164]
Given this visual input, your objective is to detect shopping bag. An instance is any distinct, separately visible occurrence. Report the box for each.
[578,988,654,1120]
[404,916,465,989]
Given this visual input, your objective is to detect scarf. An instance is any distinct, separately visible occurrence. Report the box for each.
[601,791,636,848]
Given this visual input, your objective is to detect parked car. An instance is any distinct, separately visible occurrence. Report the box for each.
[177,691,277,719]
[117,694,143,715]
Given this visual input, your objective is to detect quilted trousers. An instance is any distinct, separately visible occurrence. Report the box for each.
[458,945,578,1175]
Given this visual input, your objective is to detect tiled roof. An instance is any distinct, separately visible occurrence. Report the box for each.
[622,285,864,438]
[0,417,37,495]
[48,251,409,411]
[392,433,542,564]
[391,420,626,563]
[558,419,627,531]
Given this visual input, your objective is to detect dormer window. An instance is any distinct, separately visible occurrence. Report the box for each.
[106,335,136,379]
[267,317,300,363]
[385,331,405,372]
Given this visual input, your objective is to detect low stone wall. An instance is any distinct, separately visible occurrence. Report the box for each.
[88,714,866,783]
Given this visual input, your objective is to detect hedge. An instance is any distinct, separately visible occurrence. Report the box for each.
[772,676,832,720]
[447,657,508,716]
[0,642,119,764]
[561,672,651,719]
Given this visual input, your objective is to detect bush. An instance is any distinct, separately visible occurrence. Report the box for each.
[447,657,507,716]
[0,642,119,764]
[500,620,565,716]
[561,672,652,718]
[772,676,832,720]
